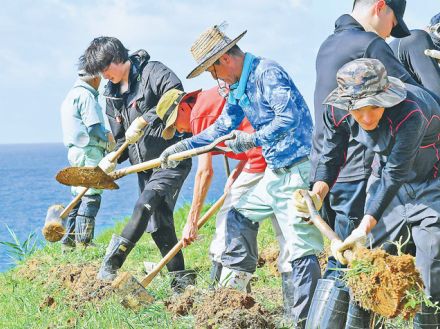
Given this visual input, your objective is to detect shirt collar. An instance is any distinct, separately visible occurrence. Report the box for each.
[74,78,99,97]
[335,14,366,33]
[228,52,256,105]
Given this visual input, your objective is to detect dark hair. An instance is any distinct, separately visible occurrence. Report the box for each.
[213,45,243,65]
[79,36,129,75]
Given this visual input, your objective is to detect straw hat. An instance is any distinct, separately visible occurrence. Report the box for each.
[187,22,247,79]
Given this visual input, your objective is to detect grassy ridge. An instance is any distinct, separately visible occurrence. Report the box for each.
[0,204,282,329]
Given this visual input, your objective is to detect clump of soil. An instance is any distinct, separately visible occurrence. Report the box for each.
[346,246,424,319]
[257,244,279,276]
[47,263,115,308]
[39,295,56,310]
[42,222,66,242]
[166,288,275,328]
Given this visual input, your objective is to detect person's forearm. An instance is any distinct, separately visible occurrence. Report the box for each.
[231,159,246,179]
[188,154,214,223]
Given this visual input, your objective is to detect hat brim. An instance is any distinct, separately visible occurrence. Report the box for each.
[161,89,202,140]
[186,31,247,79]
[323,76,407,111]
[391,14,410,38]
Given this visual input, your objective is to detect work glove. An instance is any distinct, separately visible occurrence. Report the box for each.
[106,133,116,152]
[292,189,322,217]
[98,151,117,173]
[225,131,256,154]
[331,227,368,265]
[159,140,190,169]
[125,117,147,144]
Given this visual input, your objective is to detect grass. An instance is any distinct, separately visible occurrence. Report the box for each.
[0,204,418,329]
[0,203,282,329]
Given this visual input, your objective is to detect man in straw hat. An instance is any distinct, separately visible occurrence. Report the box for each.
[60,65,115,250]
[159,22,323,326]
[155,85,296,320]
[296,58,440,328]
[80,37,195,293]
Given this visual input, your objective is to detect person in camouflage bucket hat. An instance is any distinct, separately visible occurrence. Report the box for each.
[323,58,407,113]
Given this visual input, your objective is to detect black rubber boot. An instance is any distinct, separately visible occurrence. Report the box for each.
[209,261,223,290]
[170,269,197,294]
[97,234,135,281]
[319,286,350,329]
[413,304,440,329]
[305,279,336,329]
[345,301,371,329]
[281,271,295,322]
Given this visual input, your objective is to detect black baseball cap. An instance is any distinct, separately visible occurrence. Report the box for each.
[385,0,410,38]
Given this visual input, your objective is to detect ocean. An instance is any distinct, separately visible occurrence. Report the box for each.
[0,143,230,272]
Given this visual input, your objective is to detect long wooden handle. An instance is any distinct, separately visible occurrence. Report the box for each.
[302,191,353,262]
[140,193,228,287]
[425,49,440,60]
[111,133,236,179]
[59,141,130,218]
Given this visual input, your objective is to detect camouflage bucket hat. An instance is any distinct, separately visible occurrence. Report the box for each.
[323,58,407,111]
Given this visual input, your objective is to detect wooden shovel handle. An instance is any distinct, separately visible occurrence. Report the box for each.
[59,141,130,219]
[139,193,228,287]
[112,132,236,178]
[301,191,354,262]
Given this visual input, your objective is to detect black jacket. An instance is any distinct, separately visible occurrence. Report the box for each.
[104,50,189,164]
[390,29,440,96]
[310,14,417,183]
[315,84,440,221]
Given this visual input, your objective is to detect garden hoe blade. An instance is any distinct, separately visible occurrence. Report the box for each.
[55,166,119,190]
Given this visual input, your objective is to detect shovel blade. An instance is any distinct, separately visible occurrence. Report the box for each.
[55,166,119,190]
[112,272,154,310]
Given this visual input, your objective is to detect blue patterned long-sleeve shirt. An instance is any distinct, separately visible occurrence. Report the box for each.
[184,53,313,169]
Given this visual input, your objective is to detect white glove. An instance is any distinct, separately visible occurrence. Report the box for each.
[332,227,368,265]
[159,141,190,169]
[125,117,147,144]
[98,151,117,173]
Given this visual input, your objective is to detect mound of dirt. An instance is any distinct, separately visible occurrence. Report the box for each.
[257,244,279,276]
[166,288,275,329]
[47,263,115,308]
[346,246,423,319]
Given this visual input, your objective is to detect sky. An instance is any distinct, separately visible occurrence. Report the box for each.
[0,0,438,144]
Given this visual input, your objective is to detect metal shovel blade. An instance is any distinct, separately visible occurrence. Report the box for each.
[55,166,119,189]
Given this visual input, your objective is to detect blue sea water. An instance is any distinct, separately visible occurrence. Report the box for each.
[0,143,230,272]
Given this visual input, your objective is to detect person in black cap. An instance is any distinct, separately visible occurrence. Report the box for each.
[301,0,420,327]
[389,12,440,95]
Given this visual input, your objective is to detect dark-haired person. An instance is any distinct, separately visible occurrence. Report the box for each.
[389,12,440,95]
[303,0,422,327]
[80,37,194,292]
[299,58,440,329]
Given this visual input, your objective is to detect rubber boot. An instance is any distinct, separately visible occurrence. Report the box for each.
[319,287,350,329]
[345,301,371,329]
[281,271,295,322]
[218,267,253,291]
[97,234,135,281]
[170,269,197,294]
[305,279,336,329]
[413,304,440,329]
[75,215,95,245]
[209,261,223,290]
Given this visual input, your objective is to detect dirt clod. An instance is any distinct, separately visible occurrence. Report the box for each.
[346,246,424,319]
[42,222,66,242]
[166,287,275,328]
[39,295,56,310]
[257,244,280,276]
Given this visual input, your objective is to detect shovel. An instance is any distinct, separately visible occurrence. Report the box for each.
[42,141,130,242]
[55,133,235,189]
[111,192,228,310]
[301,191,353,262]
